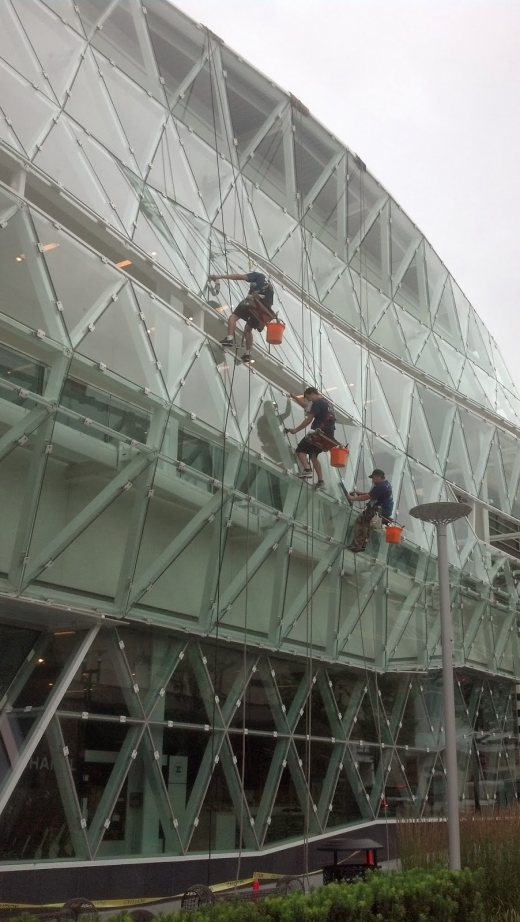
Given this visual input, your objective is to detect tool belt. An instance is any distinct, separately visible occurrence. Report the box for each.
[241,294,277,330]
[306,428,339,451]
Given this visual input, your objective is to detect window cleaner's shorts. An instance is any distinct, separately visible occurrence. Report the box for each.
[233,296,274,332]
[296,430,336,457]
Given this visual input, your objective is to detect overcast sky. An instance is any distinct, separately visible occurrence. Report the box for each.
[175,0,520,388]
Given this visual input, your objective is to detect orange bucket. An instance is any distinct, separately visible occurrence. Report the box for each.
[385,525,403,544]
[329,446,349,468]
[266,321,285,345]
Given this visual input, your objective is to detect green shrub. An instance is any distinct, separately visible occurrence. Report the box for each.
[170,867,483,922]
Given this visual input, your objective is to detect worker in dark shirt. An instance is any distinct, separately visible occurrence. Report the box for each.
[287,387,336,490]
[210,270,275,364]
[347,469,393,553]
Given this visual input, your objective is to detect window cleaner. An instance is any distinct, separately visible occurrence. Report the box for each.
[287,387,338,491]
[210,270,279,364]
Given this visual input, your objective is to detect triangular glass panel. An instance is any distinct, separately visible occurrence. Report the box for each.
[187,759,238,852]
[277,286,321,381]
[93,52,165,175]
[350,205,388,293]
[407,391,441,471]
[213,179,266,257]
[497,428,520,498]
[133,286,204,398]
[60,629,138,716]
[152,197,211,292]
[0,729,80,860]
[390,202,421,280]
[395,470,431,550]
[138,513,229,620]
[466,608,494,671]
[30,466,154,603]
[416,334,450,384]
[327,326,365,415]
[0,59,58,157]
[222,46,283,157]
[351,274,390,334]
[458,408,494,491]
[247,185,296,257]
[496,384,519,425]
[90,0,165,101]
[466,310,494,374]
[320,334,360,421]
[0,209,66,343]
[471,363,497,410]
[242,119,288,204]
[307,235,344,301]
[0,2,50,97]
[145,1,205,105]
[217,517,283,636]
[353,682,384,745]
[480,434,508,511]
[433,335,465,388]
[74,0,109,33]
[175,119,233,220]
[420,674,444,747]
[10,630,82,712]
[366,360,404,449]
[371,303,411,363]
[41,0,85,33]
[396,680,430,748]
[346,156,386,242]
[381,750,417,818]
[444,415,476,494]
[410,461,442,515]
[172,59,227,154]
[76,284,167,397]
[432,277,463,350]
[132,210,193,289]
[393,248,427,320]
[81,135,141,234]
[34,114,113,221]
[147,119,204,217]
[174,344,241,441]
[370,355,412,437]
[294,117,340,202]
[490,339,517,395]
[31,209,121,339]
[229,662,277,732]
[424,242,447,313]
[12,0,86,104]
[263,763,306,845]
[273,227,319,298]
[458,362,494,410]
[324,270,362,329]
[326,756,366,829]
[395,310,429,362]
[387,588,425,668]
[307,163,343,252]
[0,112,24,153]
[65,49,131,162]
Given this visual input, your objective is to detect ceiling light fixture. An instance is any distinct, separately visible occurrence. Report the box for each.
[116,259,132,268]
[15,254,25,262]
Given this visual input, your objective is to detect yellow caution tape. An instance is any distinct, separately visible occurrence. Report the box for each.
[0,872,289,911]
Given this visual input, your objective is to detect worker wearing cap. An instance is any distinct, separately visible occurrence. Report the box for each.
[347,469,393,553]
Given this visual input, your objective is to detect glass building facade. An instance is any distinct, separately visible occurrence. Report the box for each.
[0,0,519,880]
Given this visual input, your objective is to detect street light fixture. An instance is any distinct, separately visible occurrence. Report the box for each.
[410,501,472,871]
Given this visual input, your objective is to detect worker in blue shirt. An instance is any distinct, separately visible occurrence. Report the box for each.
[210,270,275,364]
[347,469,393,553]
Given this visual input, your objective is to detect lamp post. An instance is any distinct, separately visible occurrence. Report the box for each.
[409,501,472,871]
